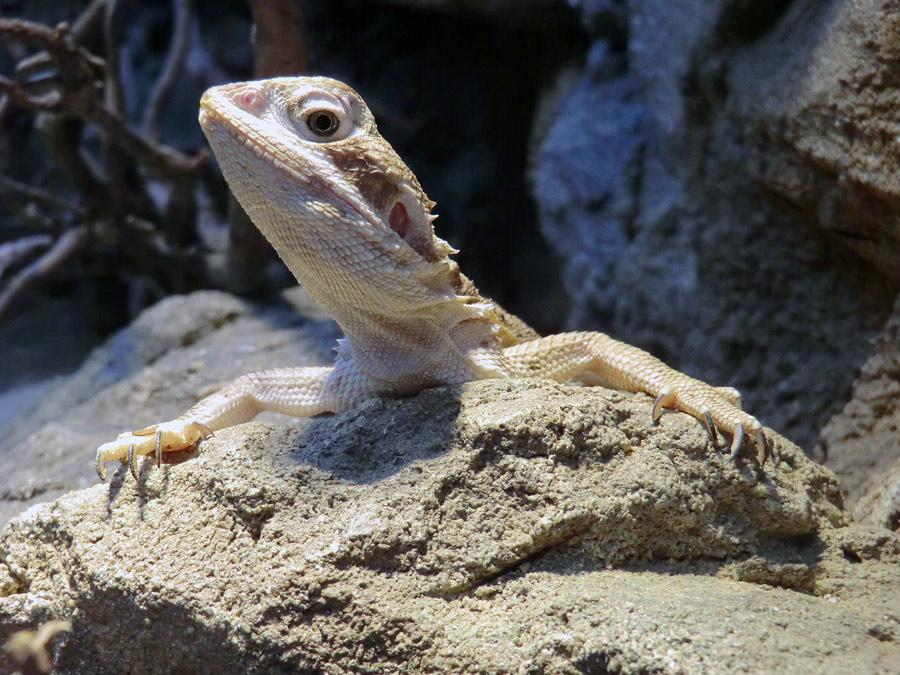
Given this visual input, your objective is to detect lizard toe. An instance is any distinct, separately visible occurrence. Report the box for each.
[756,426,775,467]
[95,419,214,482]
[651,387,675,424]
[128,443,138,481]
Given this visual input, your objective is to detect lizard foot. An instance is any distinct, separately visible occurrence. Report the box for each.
[95,419,214,481]
[651,385,774,468]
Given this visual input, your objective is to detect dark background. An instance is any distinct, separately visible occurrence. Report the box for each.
[0,0,585,392]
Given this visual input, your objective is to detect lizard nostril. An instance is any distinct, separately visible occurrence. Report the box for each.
[237,89,260,109]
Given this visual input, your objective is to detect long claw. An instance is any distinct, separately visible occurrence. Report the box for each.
[128,443,138,481]
[652,388,674,424]
[730,425,744,461]
[756,428,775,467]
[193,420,215,439]
[96,453,106,482]
[702,411,717,445]
[155,429,163,468]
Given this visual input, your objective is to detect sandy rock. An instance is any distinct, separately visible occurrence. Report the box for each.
[1,378,897,673]
[0,288,339,527]
[821,297,900,530]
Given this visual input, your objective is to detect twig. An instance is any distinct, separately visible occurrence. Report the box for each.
[92,104,205,176]
[0,18,104,104]
[0,174,87,217]
[0,225,89,321]
[0,73,60,109]
[248,0,308,77]
[0,18,201,176]
[70,0,109,44]
[38,116,112,211]
[103,0,125,115]
[0,79,202,178]
[0,94,12,167]
[0,234,53,278]
[102,0,140,230]
[0,0,106,133]
[143,0,194,140]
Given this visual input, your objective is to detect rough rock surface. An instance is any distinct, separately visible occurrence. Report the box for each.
[0,288,339,527]
[2,375,899,673]
[821,297,900,531]
[536,0,898,452]
[732,0,900,274]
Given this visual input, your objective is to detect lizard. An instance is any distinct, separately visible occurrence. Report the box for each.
[94,76,773,482]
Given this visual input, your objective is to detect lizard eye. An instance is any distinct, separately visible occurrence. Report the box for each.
[293,93,354,142]
[306,110,340,137]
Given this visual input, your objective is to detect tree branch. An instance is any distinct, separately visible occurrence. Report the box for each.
[0,225,89,321]
[0,174,87,218]
[143,0,194,140]
[0,234,53,278]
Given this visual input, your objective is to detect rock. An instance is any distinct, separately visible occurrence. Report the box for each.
[853,467,900,532]
[731,0,900,275]
[2,377,898,673]
[821,297,900,530]
[533,0,897,451]
[0,288,339,528]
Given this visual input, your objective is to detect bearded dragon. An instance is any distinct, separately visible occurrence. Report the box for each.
[94,76,772,481]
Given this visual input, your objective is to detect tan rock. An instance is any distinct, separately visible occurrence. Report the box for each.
[2,376,897,673]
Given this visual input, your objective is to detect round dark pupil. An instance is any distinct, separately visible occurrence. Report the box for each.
[311,112,336,134]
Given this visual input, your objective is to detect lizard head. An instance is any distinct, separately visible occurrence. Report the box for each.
[199,76,469,318]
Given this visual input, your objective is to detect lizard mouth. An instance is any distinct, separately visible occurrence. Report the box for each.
[201,95,382,230]
[201,88,443,266]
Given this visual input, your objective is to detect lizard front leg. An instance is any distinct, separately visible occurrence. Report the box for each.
[496,332,773,466]
[95,365,357,481]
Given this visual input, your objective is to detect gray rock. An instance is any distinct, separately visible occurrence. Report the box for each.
[532,62,646,326]
[821,296,900,531]
[731,0,900,274]
[532,0,897,452]
[0,288,339,528]
[2,376,898,673]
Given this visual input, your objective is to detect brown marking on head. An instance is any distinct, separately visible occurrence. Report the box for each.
[326,134,443,262]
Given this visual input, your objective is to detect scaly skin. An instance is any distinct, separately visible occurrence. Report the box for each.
[95,76,772,481]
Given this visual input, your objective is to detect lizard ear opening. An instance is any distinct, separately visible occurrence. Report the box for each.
[389,201,411,241]
[388,184,443,262]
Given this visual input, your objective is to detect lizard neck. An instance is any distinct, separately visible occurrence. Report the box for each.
[304,277,506,392]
